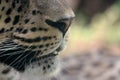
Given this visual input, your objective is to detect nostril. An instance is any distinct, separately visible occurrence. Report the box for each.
[58,16,75,22]
[45,19,67,31]
[45,16,74,36]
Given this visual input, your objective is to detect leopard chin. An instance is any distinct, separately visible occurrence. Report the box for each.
[23,55,61,78]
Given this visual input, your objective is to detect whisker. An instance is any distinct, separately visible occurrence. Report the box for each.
[16,58,26,71]
[29,49,39,67]
[12,50,32,66]
[2,49,23,62]
[9,52,25,67]
[0,46,23,55]
[15,52,33,70]
[0,50,23,57]
[10,44,34,69]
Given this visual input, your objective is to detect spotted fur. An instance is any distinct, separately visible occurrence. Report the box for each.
[0,0,75,80]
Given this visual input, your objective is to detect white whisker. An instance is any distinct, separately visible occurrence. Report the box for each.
[0,50,22,57]
[10,44,33,67]
[9,52,25,66]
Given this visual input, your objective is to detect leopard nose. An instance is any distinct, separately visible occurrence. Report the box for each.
[45,16,75,36]
[58,16,75,35]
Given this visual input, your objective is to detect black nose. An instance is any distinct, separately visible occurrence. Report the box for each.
[45,17,74,36]
[58,17,74,32]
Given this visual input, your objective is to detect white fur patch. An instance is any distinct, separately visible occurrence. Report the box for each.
[21,56,61,80]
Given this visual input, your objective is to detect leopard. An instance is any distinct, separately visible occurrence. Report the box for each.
[0,0,75,80]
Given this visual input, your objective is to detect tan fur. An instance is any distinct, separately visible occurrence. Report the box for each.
[0,0,74,80]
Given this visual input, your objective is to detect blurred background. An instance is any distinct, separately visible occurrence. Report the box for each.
[62,0,120,56]
[54,0,120,80]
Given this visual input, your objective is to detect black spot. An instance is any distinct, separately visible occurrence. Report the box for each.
[37,11,40,13]
[44,60,48,63]
[22,39,33,43]
[34,37,41,42]
[32,10,37,15]
[22,29,28,34]
[39,45,43,48]
[2,68,11,74]
[21,0,29,7]
[48,37,52,39]
[42,37,49,41]
[16,0,19,3]
[53,36,56,38]
[51,43,54,45]
[44,29,48,31]
[31,22,35,24]
[6,27,14,32]
[43,49,48,51]
[4,17,11,23]
[30,27,37,32]
[1,6,5,11]
[6,8,12,15]
[38,27,44,31]
[24,19,30,24]
[38,27,48,32]
[13,15,20,25]
[0,28,5,33]
[19,23,21,25]
[24,11,27,13]
[37,10,42,14]
[47,65,51,68]
[45,44,50,47]
[17,5,22,12]
[0,15,2,19]
[13,36,33,43]
[5,0,9,3]
[12,2,16,8]
[43,66,46,70]
[51,62,54,64]
[15,27,23,32]
[13,36,52,43]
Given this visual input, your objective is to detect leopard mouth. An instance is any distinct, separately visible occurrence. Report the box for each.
[0,40,57,72]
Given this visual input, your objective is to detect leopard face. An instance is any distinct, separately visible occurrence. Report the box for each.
[0,0,75,78]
